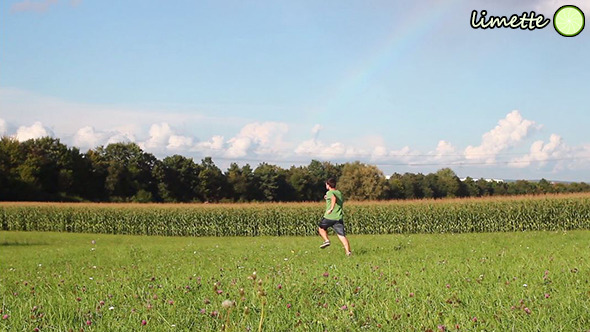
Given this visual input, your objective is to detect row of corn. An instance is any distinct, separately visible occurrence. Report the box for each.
[2,196,590,236]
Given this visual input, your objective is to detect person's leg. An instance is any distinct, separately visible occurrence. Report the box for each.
[318,219,332,248]
[337,235,351,255]
[332,220,351,255]
[318,227,329,242]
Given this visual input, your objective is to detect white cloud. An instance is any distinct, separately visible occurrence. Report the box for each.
[295,125,324,156]
[465,110,540,163]
[390,146,412,158]
[371,146,389,159]
[225,137,252,158]
[73,126,106,149]
[0,118,7,136]
[225,122,290,158]
[140,122,195,153]
[110,125,138,143]
[572,145,590,170]
[11,0,58,13]
[389,146,421,165]
[507,134,590,175]
[510,134,569,168]
[168,135,194,150]
[16,121,54,141]
[374,146,421,165]
[295,139,367,160]
[356,135,389,161]
[195,135,224,152]
[365,136,390,161]
[432,140,457,159]
[295,127,424,165]
[296,139,332,156]
[143,123,174,149]
[295,137,348,159]
[294,138,321,156]
[2,88,590,181]
[0,88,246,143]
[73,126,137,150]
[106,133,134,145]
[311,124,322,140]
[295,125,370,160]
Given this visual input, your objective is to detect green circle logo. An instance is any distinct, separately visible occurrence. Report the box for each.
[553,5,585,37]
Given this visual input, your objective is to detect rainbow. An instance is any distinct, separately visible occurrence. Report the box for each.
[316,0,462,120]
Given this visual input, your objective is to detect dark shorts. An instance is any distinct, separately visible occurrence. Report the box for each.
[318,218,346,236]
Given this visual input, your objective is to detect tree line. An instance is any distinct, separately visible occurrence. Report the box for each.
[1,136,589,202]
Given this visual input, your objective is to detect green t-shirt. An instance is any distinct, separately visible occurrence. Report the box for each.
[324,189,343,220]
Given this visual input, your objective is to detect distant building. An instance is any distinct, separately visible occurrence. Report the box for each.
[460,178,504,183]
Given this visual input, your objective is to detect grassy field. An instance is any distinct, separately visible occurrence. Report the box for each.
[2,230,590,331]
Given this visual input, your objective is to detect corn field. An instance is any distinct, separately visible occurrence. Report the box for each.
[2,194,590,236]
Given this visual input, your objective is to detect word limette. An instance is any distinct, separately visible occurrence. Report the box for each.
[471,10,550,30]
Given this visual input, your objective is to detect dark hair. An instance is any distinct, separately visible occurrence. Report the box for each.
[326,178,337,188]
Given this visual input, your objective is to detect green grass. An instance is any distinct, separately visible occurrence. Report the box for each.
[1,230,590,331]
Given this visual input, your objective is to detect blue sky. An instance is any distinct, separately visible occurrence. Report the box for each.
[1,0,589,181]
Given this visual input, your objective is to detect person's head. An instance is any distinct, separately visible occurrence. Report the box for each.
[325,178,337,190]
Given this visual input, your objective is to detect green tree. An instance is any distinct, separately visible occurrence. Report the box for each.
[93,143,158,202]
[307,160,342,201]
[574,182,590,193]
[16,137,81,200]
[198,157,227,202]
[508,180,538,195]
[253,163,292,201]
[399,173,425,199]
[476,179,493,196]
[0,137,26,200]
[287,165,317,201]
[460,177,481,197]
[338,161,388,201]
[83,149,109,201]
[154,155,201,202]
[421,173,438,199]
[491,180,508,196]
[537,179,553,194]
[387,173,405,199]
[225,163,255,202]
[435,168,461,198]
[552,182,568,194]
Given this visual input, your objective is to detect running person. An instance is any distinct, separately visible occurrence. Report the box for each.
[318,178,351,256]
